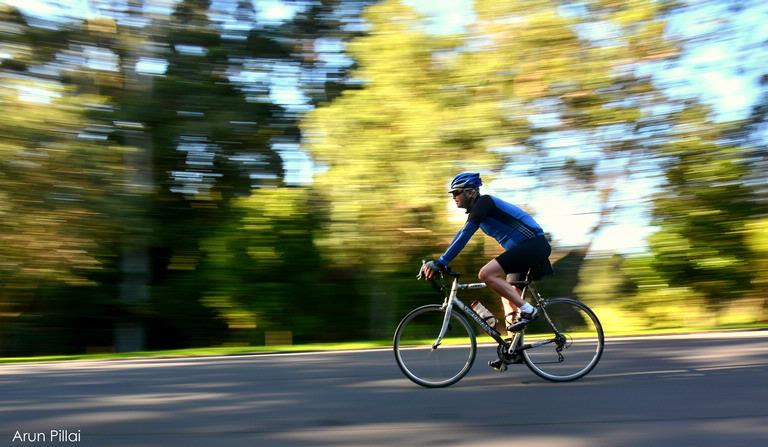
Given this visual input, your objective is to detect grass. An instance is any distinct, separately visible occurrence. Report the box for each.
[0,323,764,364]
[0,341,393,364]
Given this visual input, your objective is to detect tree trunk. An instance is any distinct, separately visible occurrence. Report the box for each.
[114,0,155,352]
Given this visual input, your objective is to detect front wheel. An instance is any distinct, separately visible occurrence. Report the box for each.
[393,304,476,388]
[521,298,604,382]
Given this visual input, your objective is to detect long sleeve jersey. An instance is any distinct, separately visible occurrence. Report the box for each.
[437,195,544,267]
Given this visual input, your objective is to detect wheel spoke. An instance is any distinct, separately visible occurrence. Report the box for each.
[522,298,604,381]
[394,305,476,388]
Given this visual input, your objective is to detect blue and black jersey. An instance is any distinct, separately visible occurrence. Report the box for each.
[437,195,544,267]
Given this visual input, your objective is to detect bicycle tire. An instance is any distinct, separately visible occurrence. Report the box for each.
[393,304,476,388]
[521,298,604,382]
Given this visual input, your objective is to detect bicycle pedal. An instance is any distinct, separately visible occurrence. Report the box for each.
[488,359,507,372]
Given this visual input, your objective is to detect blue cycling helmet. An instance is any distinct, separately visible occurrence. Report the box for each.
[449,172,482,191]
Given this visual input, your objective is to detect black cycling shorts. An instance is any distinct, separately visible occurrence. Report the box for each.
[495,235,551,275]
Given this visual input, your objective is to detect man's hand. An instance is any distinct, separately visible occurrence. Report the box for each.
[421,260,443,280]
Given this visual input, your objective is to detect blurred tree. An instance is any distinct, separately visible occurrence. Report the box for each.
[0,6,132,354]
[302,0,688,335]
[735,73,768,220]
[202,0,381,342]
[199,187,369,342]
[0,85,125,283]
[303,0,517,336]
[110,0,299,348]
[648,103,760,313]
[305,0,508,269]
[1,0,373,352]
[288,0,372,106]
[466,0,683,249]
[744,218,768,321]
[3,0,766,354]
[463,0,768,326]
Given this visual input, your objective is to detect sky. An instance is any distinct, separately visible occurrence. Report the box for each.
[0,0,297,24]
[3,0,765,255]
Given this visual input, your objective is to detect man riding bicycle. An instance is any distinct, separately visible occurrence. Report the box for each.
[421,172,552,343]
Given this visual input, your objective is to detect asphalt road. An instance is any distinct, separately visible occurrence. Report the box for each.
[1,331,767,447]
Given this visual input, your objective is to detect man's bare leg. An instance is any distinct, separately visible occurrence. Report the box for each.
[479,260,537,333]
[478,260,525,306]
[501,273,522,337]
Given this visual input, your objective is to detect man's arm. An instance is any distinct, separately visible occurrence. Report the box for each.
[436,195,493,267]
[437,220,480,267]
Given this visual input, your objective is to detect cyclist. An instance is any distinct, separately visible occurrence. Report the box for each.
[421,172,552,366]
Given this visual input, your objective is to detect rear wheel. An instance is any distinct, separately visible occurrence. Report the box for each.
[393,304,476,388]
[521,298,604,382]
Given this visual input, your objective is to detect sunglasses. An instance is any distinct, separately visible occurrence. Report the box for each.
[450,189,465,197]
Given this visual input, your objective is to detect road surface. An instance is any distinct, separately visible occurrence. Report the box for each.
[1,331,767,446]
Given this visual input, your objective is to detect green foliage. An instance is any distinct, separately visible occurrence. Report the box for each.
[301,0,692,336]
[575,255,636,304]
[2,0,767,355]
[647,107,760,305]
[746,219,768,255]
[0,81,127,288]
[0,0,376,353]
[200,186,370,342]
[304,0,507,272]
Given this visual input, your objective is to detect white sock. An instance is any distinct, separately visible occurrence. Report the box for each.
[519,303,534,314]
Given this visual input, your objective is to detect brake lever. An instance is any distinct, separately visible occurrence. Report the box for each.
[417,259,445,293]
[416,260,426,280]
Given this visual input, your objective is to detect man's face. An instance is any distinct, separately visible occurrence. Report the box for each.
[451,188,474,209]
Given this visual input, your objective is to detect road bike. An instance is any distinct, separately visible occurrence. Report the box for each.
[393,262,604,388]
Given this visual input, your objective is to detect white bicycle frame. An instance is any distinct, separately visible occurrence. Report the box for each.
[431,272,557,354]
[433,277,506,349]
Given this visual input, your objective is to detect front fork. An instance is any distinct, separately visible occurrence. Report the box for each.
[433,280,459,349]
